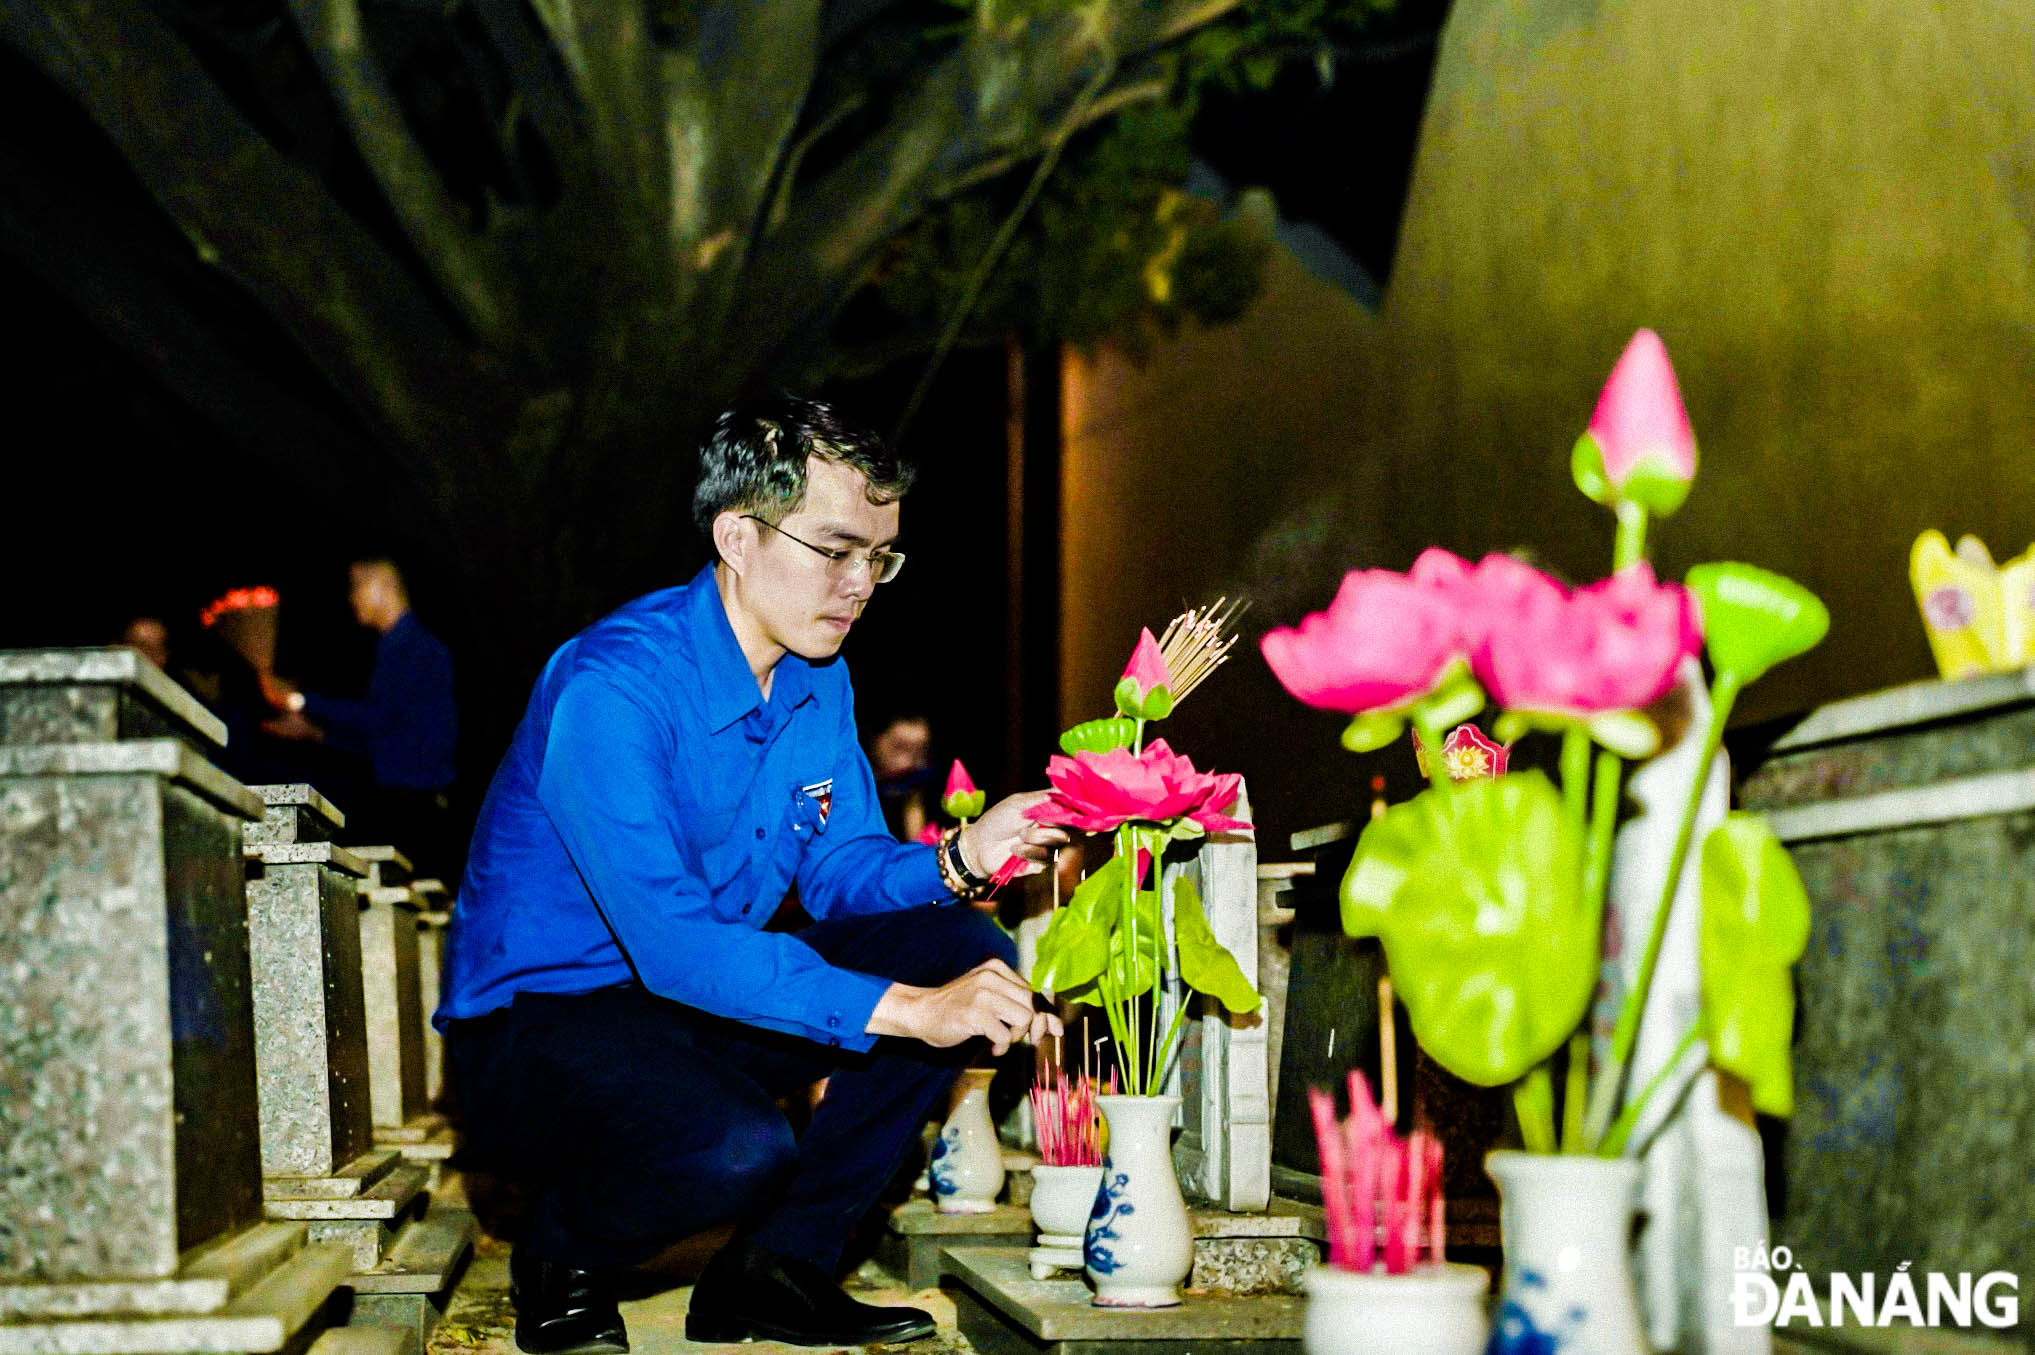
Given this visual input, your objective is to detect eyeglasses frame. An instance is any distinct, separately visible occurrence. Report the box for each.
[742,514,906,584]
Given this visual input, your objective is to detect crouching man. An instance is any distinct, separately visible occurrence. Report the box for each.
[439,396,1064,1352]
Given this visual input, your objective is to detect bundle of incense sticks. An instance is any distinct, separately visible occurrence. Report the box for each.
[1156,596,1249,706]
[1308,1071,1446,1273]
[1030,1058,1110,1166]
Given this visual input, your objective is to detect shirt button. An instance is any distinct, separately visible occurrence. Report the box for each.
[741,904,752,915]
[827,1014,840,1029]
[828,1037,841,1048]
[754,827,765,840]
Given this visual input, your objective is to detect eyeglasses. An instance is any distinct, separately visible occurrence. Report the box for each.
[744,515,907,584]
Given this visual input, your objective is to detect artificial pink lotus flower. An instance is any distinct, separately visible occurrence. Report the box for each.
[945,760,977,801]
[1025,738,1251,835]
[914,822,944,847]
[1473,559,1701,716]
[1260,548,1476,714]
[1576,329,1698,515]
[1415,723,1511,782]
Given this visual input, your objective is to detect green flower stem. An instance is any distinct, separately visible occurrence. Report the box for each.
[1412,713,1453,798]
[1613,501,1650,571]
[1148,995,1193,1097]
[1561,1031,1590,1153]
[1118,824,1141,1096]
[1582,670,1742,1150]
[1560,726,1590,844]
[1582,749,1624,912]
[1598,1021,1702,1158]
[1513,1062,1558,1153]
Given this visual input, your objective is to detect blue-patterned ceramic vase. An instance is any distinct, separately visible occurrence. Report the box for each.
[1485,1151,1648,1355]
[930,1067,1003,1213]
[1084,1094,1191,1307]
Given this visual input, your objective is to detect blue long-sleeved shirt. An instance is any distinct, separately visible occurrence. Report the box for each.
[438,566,951,1049]
[303,612,457,791]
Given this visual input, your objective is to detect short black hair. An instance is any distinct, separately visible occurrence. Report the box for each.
[692,394,915,541]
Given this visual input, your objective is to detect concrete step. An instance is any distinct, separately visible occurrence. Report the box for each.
[941,1246,1304,1355]
[0,1223,309,1321]
[0,1242,352,1355]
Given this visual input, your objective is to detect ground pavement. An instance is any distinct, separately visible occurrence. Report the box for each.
[428,1177,972,1355]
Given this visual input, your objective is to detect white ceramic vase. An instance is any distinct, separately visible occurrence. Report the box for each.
[930,1067,1003,1213]
[1485,1151,1649,1355]
[1302,1263,1491,1355]
[1084,1094,1192,1307]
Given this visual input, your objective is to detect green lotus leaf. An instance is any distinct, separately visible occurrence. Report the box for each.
[1686,562,1829,686]
[1060,717,1138,755]
[1339,771,1596,1087]
[1031,855,1123,999]
[1700,813,1811,1117]
[1342,710,1406,753]
[1173,876,1261,1015]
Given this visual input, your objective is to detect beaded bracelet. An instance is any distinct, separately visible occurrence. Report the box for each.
[937,826,990,900]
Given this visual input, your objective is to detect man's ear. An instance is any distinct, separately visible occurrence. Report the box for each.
[712,511,752,575]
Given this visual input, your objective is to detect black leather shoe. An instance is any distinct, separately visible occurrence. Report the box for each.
[509,1250,630,1355]
[685,1240,936,1346]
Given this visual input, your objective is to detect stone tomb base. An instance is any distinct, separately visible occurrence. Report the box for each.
[941,1248,1303,1355]
[262,1157,475,1352]
[880,1201,1034,1291]
[0,1224,352,1355]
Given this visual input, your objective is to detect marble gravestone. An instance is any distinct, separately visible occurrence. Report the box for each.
[406,880,451,1111]
[243,788,473,1351]
[1739,667,2035,1323]
[350,848,434,1143]
[1157,783,1272,1213]
[242,784,383,1186]
[0,650,352,1355]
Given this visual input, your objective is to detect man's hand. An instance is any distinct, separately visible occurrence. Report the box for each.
[866,958,1064,1055]
[957,791,1071,882]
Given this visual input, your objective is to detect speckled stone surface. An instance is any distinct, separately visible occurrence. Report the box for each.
[0,648,226,753]
[1188,1238,1317,1296]
[353,846,414,889]
[1739,676,2035,1312]
[943,1246,1305,1341]
[415,912,449,1104]
[0,767,263,1281]
[1762,813,2035,1300]
[243,784,345,847]
[359,890,428,1130]
[0,1240,350,1355]
[245,841,373,1179]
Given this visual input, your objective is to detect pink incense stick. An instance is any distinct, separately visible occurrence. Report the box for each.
[1308,1088,1356,1266]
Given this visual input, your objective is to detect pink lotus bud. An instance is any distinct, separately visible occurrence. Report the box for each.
[1123,627,1172,699]
[1573,329,1698,516]
[941,760,986,820]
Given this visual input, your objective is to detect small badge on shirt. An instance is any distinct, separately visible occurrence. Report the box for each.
[799,778,835,824]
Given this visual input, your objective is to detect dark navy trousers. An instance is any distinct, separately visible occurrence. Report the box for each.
[447,904,1016,1273]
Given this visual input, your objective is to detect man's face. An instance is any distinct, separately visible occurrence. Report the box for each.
[742,457,900,661]
[347,567,372,626]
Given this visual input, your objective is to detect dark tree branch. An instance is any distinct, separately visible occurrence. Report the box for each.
[730,0,1245,371]
[286,0,519,346]
[654,0,824,326]
[0,0,508,504]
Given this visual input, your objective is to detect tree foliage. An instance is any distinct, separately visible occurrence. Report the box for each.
[0,0,1403,640]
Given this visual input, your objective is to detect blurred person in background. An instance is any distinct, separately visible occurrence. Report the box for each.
[265,557,459,879]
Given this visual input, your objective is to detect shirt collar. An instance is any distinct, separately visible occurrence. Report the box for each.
[685,565,816,733]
